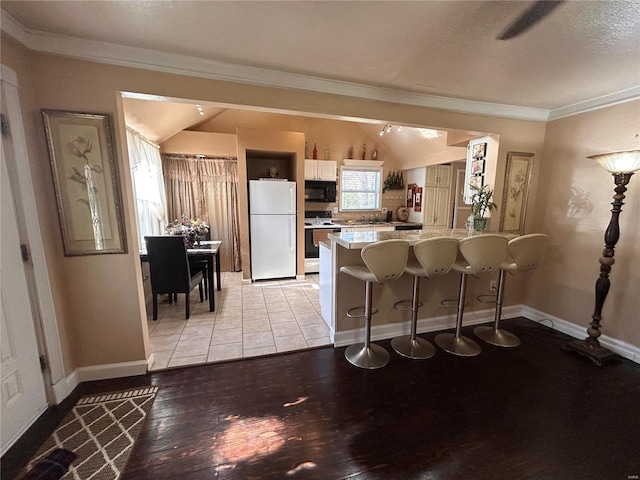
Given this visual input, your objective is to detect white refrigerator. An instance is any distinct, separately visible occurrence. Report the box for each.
[249,180,297,280]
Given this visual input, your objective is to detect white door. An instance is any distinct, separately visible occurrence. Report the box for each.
[1,132,48,454]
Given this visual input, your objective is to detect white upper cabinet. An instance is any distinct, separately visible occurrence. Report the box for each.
[425,164,451,186]
[423,164,452,228]
[305,160,337,181]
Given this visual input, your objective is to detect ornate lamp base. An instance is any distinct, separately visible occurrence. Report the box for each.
[563,339,618,366]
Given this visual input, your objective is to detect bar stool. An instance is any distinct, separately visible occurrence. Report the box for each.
[391,237,459,359]
[435,235,508,357]
[340,239,410,369]
[474,233,549,347]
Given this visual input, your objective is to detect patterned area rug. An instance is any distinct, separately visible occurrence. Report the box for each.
[25,387,158,480]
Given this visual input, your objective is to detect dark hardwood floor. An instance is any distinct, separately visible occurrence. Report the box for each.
[4,318,640,479]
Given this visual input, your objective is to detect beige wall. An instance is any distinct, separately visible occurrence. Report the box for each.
[528,101,640,346]
[5,33,636,375]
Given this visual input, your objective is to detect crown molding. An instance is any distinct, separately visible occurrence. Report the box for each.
[3,11,636,122]
[547,85,640,121]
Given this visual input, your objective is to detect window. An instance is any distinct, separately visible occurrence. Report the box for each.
[126,128,168,249]
[340,164,382,211]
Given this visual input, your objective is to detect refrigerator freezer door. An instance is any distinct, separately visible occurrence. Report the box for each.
[249,180,296,215]
[250,214,296,280]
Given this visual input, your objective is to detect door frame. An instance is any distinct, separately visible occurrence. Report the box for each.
[1,65,64,401]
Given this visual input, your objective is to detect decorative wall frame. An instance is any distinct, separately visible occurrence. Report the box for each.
[471,159,485,175]
[472,142,487,159]
[414,186,423,212]
[42,110,127,256]
[407,183,416,208]
[499,151,534,234]
[470,174,484,190]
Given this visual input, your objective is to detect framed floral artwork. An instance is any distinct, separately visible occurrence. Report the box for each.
[499,151,534,234]
[471,159,485,175]
[469,174,484,190]
[42,110,127,256]
[472,142,487,159]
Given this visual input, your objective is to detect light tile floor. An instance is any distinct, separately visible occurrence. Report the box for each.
[147,272,331,371]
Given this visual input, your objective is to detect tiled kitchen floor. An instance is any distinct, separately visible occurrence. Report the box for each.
[147,271,332,370]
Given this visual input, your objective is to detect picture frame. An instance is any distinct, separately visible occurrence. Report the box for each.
[471,159,485,175]
[42,110,127,256]
[469,174,484,190]
[406,183,415,208]
[414,187,423,212]
[472,142,487,159]
[499,151,534,234]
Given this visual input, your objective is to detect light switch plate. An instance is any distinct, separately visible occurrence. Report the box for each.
[333,206,338,213]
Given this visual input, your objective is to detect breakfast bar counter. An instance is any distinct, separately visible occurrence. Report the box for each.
[320,229,518,347]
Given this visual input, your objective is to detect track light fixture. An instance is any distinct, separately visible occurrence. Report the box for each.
[379,124,403,136]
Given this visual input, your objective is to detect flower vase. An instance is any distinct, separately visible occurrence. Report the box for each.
[473,217,488,231]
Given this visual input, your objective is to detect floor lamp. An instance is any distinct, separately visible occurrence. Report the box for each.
[565,149,640,365]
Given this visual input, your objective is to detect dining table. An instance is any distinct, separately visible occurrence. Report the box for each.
[140,240,222,312]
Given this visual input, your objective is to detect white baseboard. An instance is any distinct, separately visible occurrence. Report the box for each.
[333,304,640,364]
[147,353,155,370]
[49,305,638,407]
[333,304,521,347]
[52,369,79,404]
[521,306,640,363]
[75,360,148,383]
[49,360,149,405]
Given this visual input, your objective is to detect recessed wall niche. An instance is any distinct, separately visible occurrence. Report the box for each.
[246,149,295,181]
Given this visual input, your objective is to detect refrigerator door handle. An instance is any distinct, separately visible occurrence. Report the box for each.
[290,216,295,251]
[290,186,295,214]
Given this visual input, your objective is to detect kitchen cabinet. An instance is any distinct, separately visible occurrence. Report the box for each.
[319,241,332,328]
[422,164,451,228]
[425,164,451,187]
[305,159,337,181]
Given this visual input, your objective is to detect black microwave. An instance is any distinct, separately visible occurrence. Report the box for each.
[304,180,337,203]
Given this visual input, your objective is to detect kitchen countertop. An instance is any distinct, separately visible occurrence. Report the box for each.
[329,220,422,226]
[328,228,517,250]
[305,220,422,229]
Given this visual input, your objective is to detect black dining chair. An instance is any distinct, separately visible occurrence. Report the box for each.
[144,236,204,320]
[188,228,211,297]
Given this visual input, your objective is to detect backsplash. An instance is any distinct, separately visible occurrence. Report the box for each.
[305,189,406,222]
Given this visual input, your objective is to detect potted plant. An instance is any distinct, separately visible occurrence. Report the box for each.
[469,184,497,231]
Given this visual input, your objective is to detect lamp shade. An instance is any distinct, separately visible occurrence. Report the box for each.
[588,149,640,174]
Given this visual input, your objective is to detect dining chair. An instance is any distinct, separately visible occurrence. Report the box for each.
[144,236,204,320]
[189,228,211,297]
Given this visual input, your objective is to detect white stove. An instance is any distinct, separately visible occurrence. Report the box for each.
[304,211,340,273]
[304,210,338,229]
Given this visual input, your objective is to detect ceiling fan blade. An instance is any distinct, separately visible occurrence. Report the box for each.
[498,0,565,40]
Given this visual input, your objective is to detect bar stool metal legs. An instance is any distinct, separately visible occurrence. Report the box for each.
[391,274,436,359]
[435,273,481,356]
[345,280,390,369]
[473,269,521,347]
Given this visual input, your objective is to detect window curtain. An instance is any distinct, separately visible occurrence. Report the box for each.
[127,128,168,249]
[162,154,241,272]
